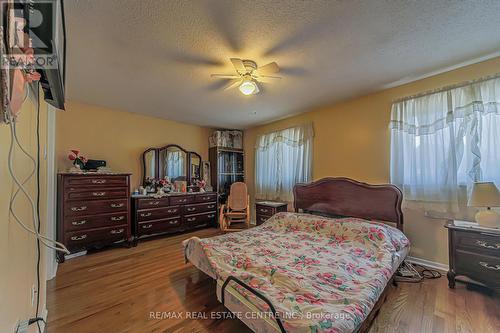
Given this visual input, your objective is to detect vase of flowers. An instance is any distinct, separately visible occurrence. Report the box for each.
[68,150,87,170]
[144,177,157,193]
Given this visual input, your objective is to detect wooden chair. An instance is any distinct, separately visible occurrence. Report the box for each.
[219,182,250,232]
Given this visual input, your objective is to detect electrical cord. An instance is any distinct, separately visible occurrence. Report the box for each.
[8,119,68,251]
[35,82,42,333]
[7,116,69,252]
[395,261,442,283]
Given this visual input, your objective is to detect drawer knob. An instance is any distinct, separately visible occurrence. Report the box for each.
[167,209,177,213]
[187,207,196,212]
[476,240,500,250]
[187,217,196,222]
[207,205,215,209]
[479,262,500,271]
[110,228,124,234]
[111,216,125,221]
[260,208,269,213]
[140,212,152,217]
[70,234,87,241]
[110,203,124,208]
[92,192,106,196]
[71,206,87,212]
[142,224,153,229]
[181,199,187,202]
[72,220,87,226]
[149,201,160,205]
[207,214,215,218]
[92,179,106,184]
[169,220,178,225]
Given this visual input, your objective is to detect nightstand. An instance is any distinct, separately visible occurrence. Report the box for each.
[255,201,288,225]
[445,220,500,291]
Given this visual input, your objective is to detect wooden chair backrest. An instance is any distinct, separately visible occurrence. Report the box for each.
[228,182,248,211]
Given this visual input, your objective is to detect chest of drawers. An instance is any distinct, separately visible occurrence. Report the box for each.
[57,173,132,262]
[132,192,217,241]
[445,221,499,291]
[255,201,288,225]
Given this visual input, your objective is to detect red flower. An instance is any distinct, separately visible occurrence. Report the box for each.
[71,149,80,155]
[68,154,76,161]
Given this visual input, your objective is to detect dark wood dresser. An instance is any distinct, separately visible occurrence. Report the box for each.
[132,192,217,241]
[445,221,499,291]
[57,173,132,262]
[255,201,288,225]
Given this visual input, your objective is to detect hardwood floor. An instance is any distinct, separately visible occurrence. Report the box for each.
[46,228,499,333]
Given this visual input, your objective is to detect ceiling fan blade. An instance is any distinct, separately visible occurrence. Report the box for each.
[224,79,242,90]
[257,75,282,83]
[256,62,279,75]
[230,58,246,73]
[211,74,240,79]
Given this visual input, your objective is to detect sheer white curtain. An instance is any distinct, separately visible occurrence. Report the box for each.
[255,123,313,201]
[166,151,185,180]
[390,76,500,213]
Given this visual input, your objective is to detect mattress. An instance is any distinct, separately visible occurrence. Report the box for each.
[183,212,410,333]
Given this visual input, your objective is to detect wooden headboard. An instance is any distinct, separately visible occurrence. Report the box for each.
[293,177,404,230]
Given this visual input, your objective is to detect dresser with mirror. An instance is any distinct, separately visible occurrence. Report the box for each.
[132,144,216,242]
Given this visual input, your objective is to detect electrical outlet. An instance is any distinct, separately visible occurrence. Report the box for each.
[30,285,37,307]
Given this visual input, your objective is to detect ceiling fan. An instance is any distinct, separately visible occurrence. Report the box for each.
[211,58,281,95]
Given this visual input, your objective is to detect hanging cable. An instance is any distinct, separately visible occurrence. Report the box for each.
[7,85,69,253]
[35,81,42,333]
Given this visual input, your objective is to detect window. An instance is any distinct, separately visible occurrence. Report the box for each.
[255,123,313,201]
[390,76,500,210]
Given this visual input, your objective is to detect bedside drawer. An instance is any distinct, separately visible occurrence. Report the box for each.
[455,230,500,257]
[138,217,181,236]
[65,226,127,249]
[170,195,193,205]
[256,214,270,225]
[184,202,217,214]
[64,199,128,217]
[194,193,217,203]
[66,188,128,201]
[255,205,275,217]
[136,206,180,222]
[456,250,500,287]
[137,198,170,209]
[65,212,128,231]
[64,176,128,187]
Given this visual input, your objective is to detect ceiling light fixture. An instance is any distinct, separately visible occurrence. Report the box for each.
[238,79,258,95]
[211,58,280,96]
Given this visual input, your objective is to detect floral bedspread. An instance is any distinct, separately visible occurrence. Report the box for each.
[183,212,409,333]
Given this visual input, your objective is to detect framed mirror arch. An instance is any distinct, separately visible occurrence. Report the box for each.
[142,144,204,186]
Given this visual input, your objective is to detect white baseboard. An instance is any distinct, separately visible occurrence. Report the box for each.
[406,256,449,272]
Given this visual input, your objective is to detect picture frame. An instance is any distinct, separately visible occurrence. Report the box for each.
[202,161,211,187]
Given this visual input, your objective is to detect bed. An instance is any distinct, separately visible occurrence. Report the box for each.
[183,177,409,333]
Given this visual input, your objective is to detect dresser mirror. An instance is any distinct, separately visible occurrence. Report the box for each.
[142,144,203,186]
[159,145,187,181]
[143,149,157,180]
[189,152,202,182]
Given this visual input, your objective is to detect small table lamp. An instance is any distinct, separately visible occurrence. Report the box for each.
[468,182,500,228]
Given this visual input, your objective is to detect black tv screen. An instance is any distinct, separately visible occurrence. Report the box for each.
[26,0,66,109]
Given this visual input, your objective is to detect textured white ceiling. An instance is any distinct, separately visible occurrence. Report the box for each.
[64,0,500,129]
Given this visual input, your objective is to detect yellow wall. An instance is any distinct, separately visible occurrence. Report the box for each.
[0,89,49,332]
[56,102,212,189]
[244,56,500,266]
